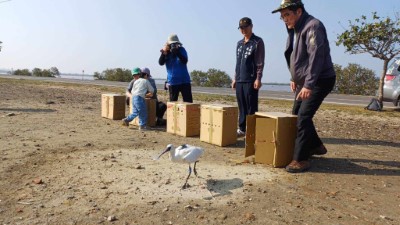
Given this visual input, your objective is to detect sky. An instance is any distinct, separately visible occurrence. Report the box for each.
[0,0,399,83]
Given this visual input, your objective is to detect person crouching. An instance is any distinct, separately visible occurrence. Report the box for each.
[122,67,154,130]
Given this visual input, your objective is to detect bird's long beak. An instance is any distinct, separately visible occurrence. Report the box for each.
[153,146,171,160]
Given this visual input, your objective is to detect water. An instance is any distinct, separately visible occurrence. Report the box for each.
[261,84,291,92]
[0,70,96,80]
[60,73,95,80]
[153,79,291,92]
[0,70,291,92]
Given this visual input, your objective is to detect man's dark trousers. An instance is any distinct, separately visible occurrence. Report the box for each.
[292,77,336,161]
[236,82,259,132]
[169,83,193,103]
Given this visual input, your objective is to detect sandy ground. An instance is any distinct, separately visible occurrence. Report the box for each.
[0,78,399,225]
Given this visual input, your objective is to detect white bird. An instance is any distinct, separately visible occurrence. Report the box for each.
[154,144,204,189]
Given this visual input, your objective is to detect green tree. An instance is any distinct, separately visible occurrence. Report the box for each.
[93,71,105,80]
[191,68,232,87]
[31,68,55,77]
[50,67,60,77]
[103,68,131,82]
[334,63,378,96]
[13,69,31,76]
[191,70,208,86]
[32,68,42,77]
[336,12,400,106]
[41,69,53,77]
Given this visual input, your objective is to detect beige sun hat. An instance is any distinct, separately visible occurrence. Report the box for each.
[166,34,181,45]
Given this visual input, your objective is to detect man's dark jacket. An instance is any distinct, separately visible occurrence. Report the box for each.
[284,11,336,89]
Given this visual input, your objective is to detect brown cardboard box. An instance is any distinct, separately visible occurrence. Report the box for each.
[200,104,238,146]
[167,102,200,137]
[129,98,157,127]
[101,94,126,120]
[245,112,297,167]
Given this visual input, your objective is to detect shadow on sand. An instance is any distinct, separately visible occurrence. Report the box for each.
[0,108,57,113]
[322,137,400,148]
[205,178,243,199]
[309,138,400,175]
[311,157,400,176]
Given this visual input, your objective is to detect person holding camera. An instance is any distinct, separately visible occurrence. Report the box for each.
[159,34,193,103]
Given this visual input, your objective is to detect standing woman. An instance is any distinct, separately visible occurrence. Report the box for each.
[159,34,193,103]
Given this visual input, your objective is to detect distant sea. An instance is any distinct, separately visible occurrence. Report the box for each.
[0,71,291,92]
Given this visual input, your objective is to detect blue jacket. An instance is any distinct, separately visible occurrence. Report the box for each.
[284,11,336,89]
[235,34,265,83]
[159,47,191,85]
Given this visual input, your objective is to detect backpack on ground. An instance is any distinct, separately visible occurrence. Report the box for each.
[365,98,382,111]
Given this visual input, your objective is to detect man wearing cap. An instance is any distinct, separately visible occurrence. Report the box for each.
[232,17,265,137]
[272,0,336,173]
[159,34,193,103]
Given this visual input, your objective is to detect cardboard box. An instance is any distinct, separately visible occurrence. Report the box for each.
[101,94,126,120]
[167,102,200,137]
[245,112,297,167]
[129,98,157,127]
[200,104,238,146]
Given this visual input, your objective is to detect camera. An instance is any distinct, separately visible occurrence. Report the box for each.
[169,43,180,52]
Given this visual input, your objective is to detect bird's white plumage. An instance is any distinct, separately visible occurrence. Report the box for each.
[171,144,204,163]
[154,144,205,189]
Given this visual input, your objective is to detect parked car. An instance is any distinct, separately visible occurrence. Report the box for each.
[383,57,400,106]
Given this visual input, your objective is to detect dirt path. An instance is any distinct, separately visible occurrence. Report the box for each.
[0,78,399,225]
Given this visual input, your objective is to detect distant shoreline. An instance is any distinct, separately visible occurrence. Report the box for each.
[0,72,290,86]
[262,83,290,86]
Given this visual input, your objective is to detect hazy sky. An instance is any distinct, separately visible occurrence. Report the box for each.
[0,0,399,83]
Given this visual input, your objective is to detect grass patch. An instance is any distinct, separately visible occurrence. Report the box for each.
[0,77,126,94]
[320,103,400,117]
[193,93,236,102]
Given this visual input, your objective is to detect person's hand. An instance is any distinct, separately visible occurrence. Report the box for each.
[296,87,312,100]
[126,97,130,106]
[231,80,236,89]
[290,81,296,93]
[161,45,170,55]
[254,80,262,90]
[145,92,153,98]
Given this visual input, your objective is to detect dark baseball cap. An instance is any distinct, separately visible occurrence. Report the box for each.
[238,17,252,29]
[272,0,304,14]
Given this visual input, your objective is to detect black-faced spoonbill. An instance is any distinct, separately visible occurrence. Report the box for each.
[154,144,204,189]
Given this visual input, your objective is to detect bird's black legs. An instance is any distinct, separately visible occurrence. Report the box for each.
[182,164,192,189]
[193,161,199,177]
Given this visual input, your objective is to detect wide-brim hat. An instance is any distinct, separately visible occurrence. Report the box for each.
[141,67,151,76]
[167,34,181,45]
[272,0,304,14]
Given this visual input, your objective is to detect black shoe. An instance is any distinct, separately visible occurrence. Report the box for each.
[121,118,129,127]
[156,118,166,126]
